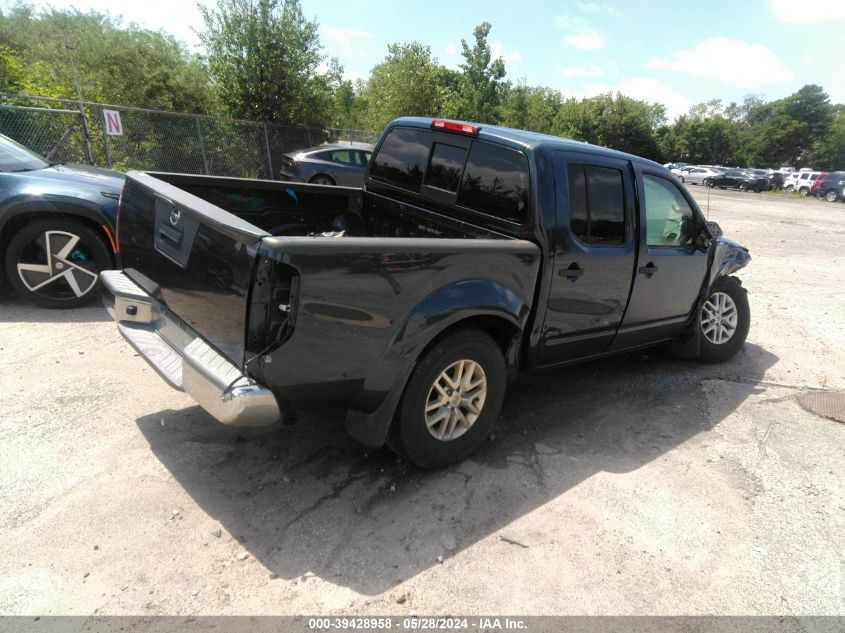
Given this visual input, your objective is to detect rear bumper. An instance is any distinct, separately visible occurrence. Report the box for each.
[101,270,280,427]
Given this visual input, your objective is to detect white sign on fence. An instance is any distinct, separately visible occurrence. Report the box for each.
[103,109,123,136]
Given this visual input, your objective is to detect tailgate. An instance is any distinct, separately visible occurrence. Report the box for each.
[118,171,268,365]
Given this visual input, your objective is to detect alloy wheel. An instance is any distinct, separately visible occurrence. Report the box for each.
[424,359,487,441]
[16,230,100,301]
[700,291,738,345]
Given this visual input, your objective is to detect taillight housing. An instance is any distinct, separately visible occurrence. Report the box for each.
[431,119,480,135]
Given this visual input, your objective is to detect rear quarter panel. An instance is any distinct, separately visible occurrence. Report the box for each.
[249,236,541,413]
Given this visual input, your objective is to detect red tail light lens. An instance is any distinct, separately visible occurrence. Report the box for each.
[431,119,480,135]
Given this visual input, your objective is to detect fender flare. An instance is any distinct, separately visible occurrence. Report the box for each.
[344,278,531,448]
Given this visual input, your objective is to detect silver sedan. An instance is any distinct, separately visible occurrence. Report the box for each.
[683,167,724,186]
[278,143,374,187]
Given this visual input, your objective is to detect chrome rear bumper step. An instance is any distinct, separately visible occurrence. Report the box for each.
[101,270,280,427]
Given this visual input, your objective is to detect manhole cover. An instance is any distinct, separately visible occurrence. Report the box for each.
[798,391,845,423]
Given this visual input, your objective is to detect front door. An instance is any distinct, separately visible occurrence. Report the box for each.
[538,152,637,365]
[610,168,709,350]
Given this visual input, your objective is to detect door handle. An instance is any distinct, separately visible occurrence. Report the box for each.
[638,262,658,278]
[559,263,585,282]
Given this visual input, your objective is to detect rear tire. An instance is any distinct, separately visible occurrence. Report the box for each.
[4,218,112,309]
[389,328,506,468]
[738,182,749,192]
[695,276,749,364]
[309,174,336,186]
[799,187,810,196]
[704,178,714,188]
[825,189,838,202]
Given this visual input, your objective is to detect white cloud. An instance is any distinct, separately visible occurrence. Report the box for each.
[320,25,374,58]
[491,41,523,65]
[646,38,792,88]
[564,77,692,121]
[561,62,603,78]
[562,30,604,50]
[770,0,845,23]
[575,1,621,16]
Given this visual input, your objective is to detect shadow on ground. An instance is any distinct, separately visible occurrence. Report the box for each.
[137,343,777,595]
[0,289,111,323]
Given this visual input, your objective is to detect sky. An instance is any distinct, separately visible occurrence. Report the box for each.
[14,0,845,121]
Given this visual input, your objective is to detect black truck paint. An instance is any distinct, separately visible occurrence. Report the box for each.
[107,117,750,466]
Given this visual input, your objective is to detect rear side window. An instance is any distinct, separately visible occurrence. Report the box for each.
[370,127,431,192]
[457,141,529,224]
[566,163,626,245]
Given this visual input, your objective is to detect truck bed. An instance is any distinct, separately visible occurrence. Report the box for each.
[117,172,541,395]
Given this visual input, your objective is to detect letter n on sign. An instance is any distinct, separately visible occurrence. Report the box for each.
[103,110,123,136]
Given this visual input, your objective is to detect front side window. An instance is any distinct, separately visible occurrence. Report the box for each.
[643,174,697,247]
[566,163,626,245]
[369,127,431,192]
[457,141,529,224]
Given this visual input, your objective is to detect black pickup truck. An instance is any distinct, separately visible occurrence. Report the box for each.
[102,117,751,467]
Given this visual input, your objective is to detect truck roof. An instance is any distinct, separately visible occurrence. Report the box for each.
[390,117,664,170]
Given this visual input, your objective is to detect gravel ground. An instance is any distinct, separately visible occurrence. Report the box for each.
[1,187,843,616]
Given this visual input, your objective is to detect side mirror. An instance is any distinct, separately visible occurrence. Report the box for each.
[706,221,723,238]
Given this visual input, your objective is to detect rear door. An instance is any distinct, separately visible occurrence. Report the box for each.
[610,167,708,350]
[538,152,637,364]
[118,172,268,364]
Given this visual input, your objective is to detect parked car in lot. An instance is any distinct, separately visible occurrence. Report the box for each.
[792,170,825,196]
[278,143,374,186]
[768,171,785,190]
[707,169,770,192]
[0,134,123,308]
[104,117,751,468]
[683,166,724,186]
[814,171,845,202]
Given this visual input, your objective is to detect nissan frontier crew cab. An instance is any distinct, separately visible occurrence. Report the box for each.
[102,117,751,468]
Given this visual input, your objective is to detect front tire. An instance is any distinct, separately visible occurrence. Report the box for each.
[4,218,112,309]
[824,189,839,202]
[389,328,506,468]
[696,276,750,363]
[738,182,749,192]
[704,178,714,188]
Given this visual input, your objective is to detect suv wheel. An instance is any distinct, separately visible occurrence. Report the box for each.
[389,328,506,468]
[825,189,839,202]
[738,182,749,192]
[799,187,810,196]
[4,218,112,309]
[696,276,750,363]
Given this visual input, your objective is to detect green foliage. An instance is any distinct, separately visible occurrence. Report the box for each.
[0,4,212,111]
[360,42,445,132]
[806,111,845,171]
[450,22,506,124]
[199,0,339,126]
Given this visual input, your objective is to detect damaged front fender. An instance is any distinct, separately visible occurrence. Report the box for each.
[708,236,751,288]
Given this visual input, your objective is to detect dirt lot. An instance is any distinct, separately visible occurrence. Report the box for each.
[1,188,843,616]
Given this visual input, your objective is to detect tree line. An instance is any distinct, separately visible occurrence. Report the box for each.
[1,0,843,170]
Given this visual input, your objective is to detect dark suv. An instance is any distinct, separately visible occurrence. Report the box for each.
[814,171,845,202]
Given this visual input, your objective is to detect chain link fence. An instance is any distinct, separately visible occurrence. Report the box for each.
[0,93,379,179]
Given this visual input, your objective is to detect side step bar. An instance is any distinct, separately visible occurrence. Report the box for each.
[101,270,280,427]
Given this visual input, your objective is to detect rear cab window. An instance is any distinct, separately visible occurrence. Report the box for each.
[369,125,530,226]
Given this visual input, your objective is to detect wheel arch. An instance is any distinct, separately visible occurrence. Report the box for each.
[344,280,530,448]
[0,199,117,259]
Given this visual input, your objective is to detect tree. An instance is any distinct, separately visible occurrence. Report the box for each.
[805,110,845,170]
[361,42,445,131]
[199,0,339,125]
[0,4,212,111]
[450,22,506,123]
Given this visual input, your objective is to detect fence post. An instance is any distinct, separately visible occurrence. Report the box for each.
[64,35,94,165]
[100,108,112,168]
[195,117,209,175]
[263,122,273,179]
